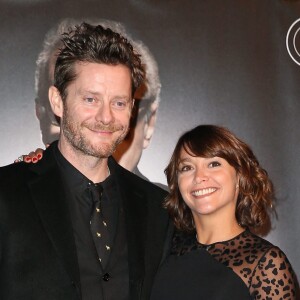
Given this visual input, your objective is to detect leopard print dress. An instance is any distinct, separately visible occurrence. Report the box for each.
[150,230,299,300]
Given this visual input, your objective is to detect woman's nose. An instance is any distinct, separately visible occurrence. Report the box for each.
[193,169,209,184]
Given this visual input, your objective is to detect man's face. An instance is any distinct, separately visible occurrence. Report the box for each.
[37,52,158,171]
[51,62,133,158]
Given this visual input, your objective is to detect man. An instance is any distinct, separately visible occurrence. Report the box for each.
[0,23,170,300]
[35,18,161,175]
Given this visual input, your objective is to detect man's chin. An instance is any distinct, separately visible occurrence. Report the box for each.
[67,139,114,159]
[84,144,116,158]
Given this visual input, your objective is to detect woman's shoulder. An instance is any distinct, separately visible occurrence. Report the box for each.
[249,232,290,270]
[229,230,292,275]
[239,230,277,254]
[241,231,296,276]
[245,231,299,299]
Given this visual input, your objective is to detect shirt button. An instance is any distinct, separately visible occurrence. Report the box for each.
[102,273,111,281]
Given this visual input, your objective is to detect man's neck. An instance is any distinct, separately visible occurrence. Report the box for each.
[58,139,109,183]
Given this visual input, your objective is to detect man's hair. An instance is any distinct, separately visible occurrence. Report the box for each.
[35,19,161,136]
[35,19,131,98]
[164,124,275,235]
[54,22,144,101]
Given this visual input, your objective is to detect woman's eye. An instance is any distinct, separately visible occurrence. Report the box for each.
[178,165,192,172]
[208,161,221,168]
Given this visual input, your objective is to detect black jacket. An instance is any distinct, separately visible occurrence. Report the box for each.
[0,143,171,300]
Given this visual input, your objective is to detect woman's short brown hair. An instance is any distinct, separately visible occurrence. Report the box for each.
[164,125,275,235]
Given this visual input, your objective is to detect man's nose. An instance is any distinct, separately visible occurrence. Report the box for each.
[95,103,113,124]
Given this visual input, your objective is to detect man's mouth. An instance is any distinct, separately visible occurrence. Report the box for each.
[86,124,123,134]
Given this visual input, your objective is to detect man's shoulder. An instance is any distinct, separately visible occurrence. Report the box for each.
[0,163,35,201]
[0,162,28,181]
[0,144,57,186]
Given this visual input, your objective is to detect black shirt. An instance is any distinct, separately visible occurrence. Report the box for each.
[54,145,121,300]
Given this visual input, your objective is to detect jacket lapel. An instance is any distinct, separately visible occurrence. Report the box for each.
[119,175,147,282]
[27,145,81,296]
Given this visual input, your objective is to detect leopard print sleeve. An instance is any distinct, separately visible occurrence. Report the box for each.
[249,246,299,300]
[171,230,299,299]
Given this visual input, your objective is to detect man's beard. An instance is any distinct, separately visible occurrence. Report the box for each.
[61,106,129,158]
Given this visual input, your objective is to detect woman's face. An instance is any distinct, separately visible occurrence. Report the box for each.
[177,148,239,221]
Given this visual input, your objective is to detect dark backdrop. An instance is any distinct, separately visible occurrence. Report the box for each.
[1,0,299,277]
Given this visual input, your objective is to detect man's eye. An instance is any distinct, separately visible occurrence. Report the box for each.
[113,100,128,108]
[117,101,126,107]
[208,161,221,168]
[85,97,95,103]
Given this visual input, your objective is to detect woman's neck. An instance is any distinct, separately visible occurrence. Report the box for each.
[194,215,244,245]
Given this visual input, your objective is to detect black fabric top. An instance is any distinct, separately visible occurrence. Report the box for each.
[151,230,298,300]
[54,145,121,300]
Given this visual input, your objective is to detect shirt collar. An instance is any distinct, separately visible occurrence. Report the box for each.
[53,143,114,191]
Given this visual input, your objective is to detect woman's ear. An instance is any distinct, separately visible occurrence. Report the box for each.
[48,86,63,118]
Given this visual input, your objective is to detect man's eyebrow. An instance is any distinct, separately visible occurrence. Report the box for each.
[77,89,131,99]
[77,89,101,96]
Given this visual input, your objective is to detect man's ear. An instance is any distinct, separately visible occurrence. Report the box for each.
[143,101,159,149]
[48,86,63,118]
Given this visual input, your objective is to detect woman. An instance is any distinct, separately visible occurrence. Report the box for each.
[151,125,299,300]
